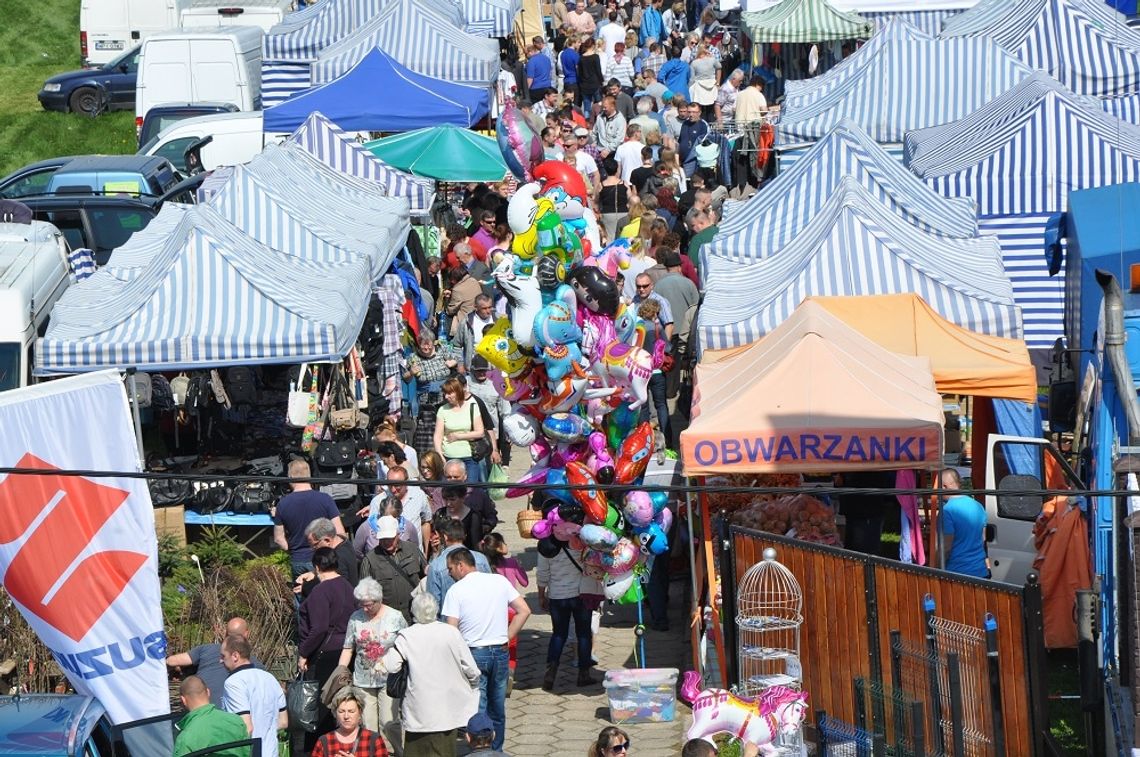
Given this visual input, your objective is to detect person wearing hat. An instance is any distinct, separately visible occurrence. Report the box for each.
[465,712,510,756]
[360,515,427,624]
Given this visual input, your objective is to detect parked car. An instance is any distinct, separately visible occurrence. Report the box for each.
[140,110,279,173]
[0,157,76,200]
[0,694,115,756]
[17,194,163,265]
[38,45,140,115]
[43,155,183,198]
[136,101,239,149]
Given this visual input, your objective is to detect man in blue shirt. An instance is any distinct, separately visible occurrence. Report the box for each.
[525,42,554,97]
[657,46,690,101]
[939,468,989,578]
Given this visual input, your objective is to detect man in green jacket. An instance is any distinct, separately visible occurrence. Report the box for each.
[174,676,251,757]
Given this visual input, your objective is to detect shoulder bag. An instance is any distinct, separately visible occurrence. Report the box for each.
[287,363,318,428]
[385,636,408,698]
[287,673,321,733]
[468,403,491,462]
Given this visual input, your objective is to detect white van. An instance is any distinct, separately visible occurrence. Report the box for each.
[139,111,288,173]
[180,0,295,31]
[79,0,185,66]
[134,27,263,128]
[0,222,72,393]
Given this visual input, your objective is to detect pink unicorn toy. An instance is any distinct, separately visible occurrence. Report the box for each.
[686,686,809,755]
[583,237,637,279]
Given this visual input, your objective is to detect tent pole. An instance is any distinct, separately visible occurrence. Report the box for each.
[686,485,702,674]
[126,367,145,468]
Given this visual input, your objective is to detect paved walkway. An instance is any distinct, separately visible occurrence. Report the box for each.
[465,458,693,756]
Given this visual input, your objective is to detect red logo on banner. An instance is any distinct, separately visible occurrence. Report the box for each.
[0,453,148,642]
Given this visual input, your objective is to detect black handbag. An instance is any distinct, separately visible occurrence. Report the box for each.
[148,477,194,507]
[193,481,234,513]
[313,400,359,479]
[468,404,491,462]
[385,637,408,698]
[232,482,276,514]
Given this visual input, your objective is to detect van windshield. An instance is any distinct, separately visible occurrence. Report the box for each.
[0,343,20,392]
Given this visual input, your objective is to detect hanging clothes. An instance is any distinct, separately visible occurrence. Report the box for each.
[895,469,924,566]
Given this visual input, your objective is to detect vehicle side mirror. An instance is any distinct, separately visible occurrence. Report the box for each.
[996,474,1044,521]
[985,523,996,543]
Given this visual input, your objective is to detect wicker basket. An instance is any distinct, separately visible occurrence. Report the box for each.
[516,508,543,539]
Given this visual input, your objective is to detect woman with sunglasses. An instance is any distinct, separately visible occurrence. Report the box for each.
[588,726,631,756]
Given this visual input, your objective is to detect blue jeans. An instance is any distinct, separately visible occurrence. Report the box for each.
[582,89,599,119]
[470,644,510,750]
[548,597,592,668]
[448,456,484,483]
[639,372,671,448]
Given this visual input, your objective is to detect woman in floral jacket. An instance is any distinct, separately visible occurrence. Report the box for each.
[338,578,408,753]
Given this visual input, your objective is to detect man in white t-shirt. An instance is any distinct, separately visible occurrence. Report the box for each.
[220,634,287,757]
[614,123,646,184]
[442,548,531,752]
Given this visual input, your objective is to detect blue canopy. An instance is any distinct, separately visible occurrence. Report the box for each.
[264,48,489,132]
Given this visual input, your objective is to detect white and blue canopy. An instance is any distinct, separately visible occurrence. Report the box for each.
[311,0,498,87]
[697,177,1021,351]
[36,205,373,373]
[708,119,978,267]
[777,34,1033,143]
[460,0,522,36]
[939,0,1140,97]
[288,111,436,215]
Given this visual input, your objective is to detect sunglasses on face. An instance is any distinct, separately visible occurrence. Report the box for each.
[609,743,631,753]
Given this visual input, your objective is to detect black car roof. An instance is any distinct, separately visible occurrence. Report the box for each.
[54,155,172,174]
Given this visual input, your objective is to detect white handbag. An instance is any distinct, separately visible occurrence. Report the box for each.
[286,363,318,428]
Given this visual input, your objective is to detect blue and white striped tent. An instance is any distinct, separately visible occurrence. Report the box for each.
[697,177,1021,351]
[1101,92,1140,123]
[461,0,522,36]
[939,0,1140,97]
[208,163,410,281]
[905,73,1140,348]
[708,119,978,268]
[783,19,932,114]
[311,0,498,87]
[289,111,436,215]
[261,0,448,107]
[36,205,373,373]
[826,0,978,37]
[778,35,1033,144]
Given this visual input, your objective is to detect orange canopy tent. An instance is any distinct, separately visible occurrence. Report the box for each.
[809,293,1037,403]
[682,300,945,476]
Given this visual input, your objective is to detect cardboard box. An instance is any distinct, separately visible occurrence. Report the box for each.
[154,504,186,547]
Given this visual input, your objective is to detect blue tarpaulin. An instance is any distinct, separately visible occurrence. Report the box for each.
[263,47,490,133]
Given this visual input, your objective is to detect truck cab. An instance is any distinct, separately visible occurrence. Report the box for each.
[983,434,1085,583]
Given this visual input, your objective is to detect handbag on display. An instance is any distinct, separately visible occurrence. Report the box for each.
[192,481,234,514]
[287,364,319,428]
[232,482,276,514]
[148,477,194,507]
[329,367,368,431]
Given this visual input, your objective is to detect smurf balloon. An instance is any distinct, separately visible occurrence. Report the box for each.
[496,102,544,181]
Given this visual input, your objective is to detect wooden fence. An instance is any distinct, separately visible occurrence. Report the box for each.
[727,527,1051,756]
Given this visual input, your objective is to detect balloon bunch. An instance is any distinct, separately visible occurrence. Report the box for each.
[481,140,674,604]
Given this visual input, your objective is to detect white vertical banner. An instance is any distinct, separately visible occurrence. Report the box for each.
[0,371,169,725]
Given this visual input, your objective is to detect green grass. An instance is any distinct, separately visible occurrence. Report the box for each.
[0,0,135,177]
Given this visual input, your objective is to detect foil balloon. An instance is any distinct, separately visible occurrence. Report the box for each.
[566,461,608,523]
[615,575,645,605]
[566,265,621,318]
[615,422,655,485]
[476,317,531,376]
[649,490,669,514]
[496,103,543,181]
[551,509,583,541]
[634,522,669,555]
[686,686,809,748]
[654,506,673,535]
[557,500,585,525]
[587,431,616,483]
[602,569,636,601]
[613,302,641,346]
[603,505,627,535]
[491,256,543,348]
[622,490,655,528]
[580,523,620,551]
[605,401,640,452]
[533,159,589,206]
[591,338,659,411]
[503,411,541,447]
[545,467,572,504]
[535,254,566,295]
[542,412,593,444]
[505,465,548,499]
[601,538,641,574]
[537,535,564,558]
[585,237,635,280]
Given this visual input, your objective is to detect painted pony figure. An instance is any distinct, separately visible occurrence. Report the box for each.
[686,686,809,755]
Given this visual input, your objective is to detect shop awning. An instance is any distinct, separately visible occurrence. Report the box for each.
[810,293,1038,403]
[742,0,873,43]
[681,300,944,475]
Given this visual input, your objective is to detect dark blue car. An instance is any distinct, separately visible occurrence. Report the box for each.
[38,46,140,116]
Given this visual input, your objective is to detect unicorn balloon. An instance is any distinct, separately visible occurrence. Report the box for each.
[686,686,809,755]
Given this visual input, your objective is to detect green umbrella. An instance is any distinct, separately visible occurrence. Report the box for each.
[364,125,508,182]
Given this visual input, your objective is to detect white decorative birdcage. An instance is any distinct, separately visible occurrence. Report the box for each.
[736,547,803,697]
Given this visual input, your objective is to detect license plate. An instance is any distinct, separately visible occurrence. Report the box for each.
[94,40,125,50]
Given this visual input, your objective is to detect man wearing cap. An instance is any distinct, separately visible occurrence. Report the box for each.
[442,548,531,753]
[652,246,700,334]
[466,712,510,756]
[360,515,427,623]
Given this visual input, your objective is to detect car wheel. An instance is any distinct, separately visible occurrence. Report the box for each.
[69,87,100,115]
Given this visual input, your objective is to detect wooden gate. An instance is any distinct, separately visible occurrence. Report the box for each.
[727,527,1051,755]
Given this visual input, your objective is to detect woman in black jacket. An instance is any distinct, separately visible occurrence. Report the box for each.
[577,37,605,120]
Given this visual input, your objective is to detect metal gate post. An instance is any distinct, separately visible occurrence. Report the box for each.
[984,613,1006,757]
[890,629,905,755]
[947,651,965,757]
[720,519,740,688]
[923,595,946,755]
